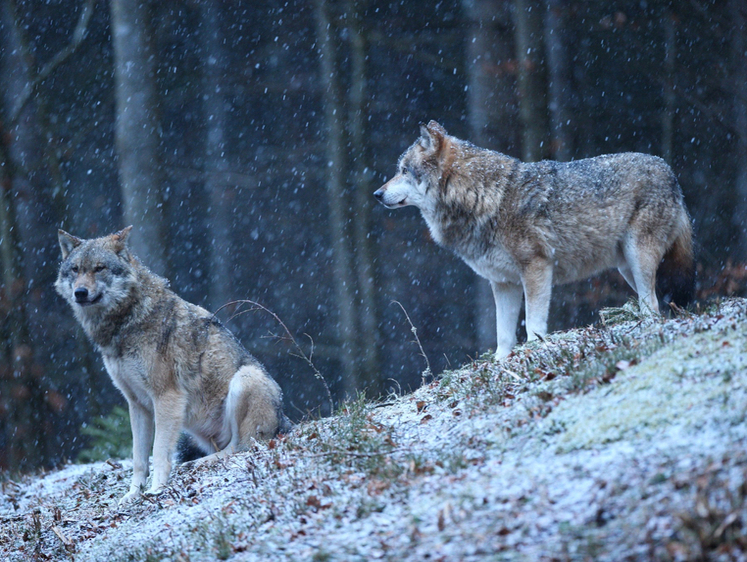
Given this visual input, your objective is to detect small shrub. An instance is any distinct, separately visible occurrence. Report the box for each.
[300,393,403,480]
[76,405,132,463]
[598,298,647,326]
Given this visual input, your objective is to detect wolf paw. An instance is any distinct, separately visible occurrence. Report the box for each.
[118,488,142,507]
[143,485,166,497]
[185,450,228,469]
[494,347,511,360]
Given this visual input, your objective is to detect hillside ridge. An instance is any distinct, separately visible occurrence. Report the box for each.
[2,298,747,561]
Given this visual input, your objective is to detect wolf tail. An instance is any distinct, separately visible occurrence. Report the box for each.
[657,209,695,308]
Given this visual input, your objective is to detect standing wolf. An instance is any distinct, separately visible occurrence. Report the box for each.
[55,227,290,505]
[374,121,694,357]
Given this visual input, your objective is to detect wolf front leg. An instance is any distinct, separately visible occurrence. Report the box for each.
[119,400,154,506]
[145,390,187,496]
[491,281,524,358]
[521,260,554,342]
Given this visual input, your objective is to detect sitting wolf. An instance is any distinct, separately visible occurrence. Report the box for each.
[55,227,291,505]
[374,121,694,357]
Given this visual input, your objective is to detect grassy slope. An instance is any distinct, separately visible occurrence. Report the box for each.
[2,299,747,561]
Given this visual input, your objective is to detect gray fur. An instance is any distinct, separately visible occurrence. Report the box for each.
[375,121,694,357]
[55,227,290,505]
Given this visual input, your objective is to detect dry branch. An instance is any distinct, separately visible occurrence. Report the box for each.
[9,0,95,124]
[216,299,335,415]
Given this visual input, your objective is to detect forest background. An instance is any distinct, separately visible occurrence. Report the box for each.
[0,0,745,473]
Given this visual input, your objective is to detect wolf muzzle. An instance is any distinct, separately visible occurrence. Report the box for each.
[373,186,406,209]
[74,287,89,303]
[74,286,101,306]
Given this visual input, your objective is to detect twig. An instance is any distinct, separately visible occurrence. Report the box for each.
[51,525,75,552]
[392,301,432,385]
[303,448,403,459]
[216,300,334,415]
[105,458,122,470]
[502,368,524,382]
[669,301,693,318]
[304,442,429,460]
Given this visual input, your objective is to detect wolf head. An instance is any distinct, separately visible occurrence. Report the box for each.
[373,120,450,212]
[55,226,138,317]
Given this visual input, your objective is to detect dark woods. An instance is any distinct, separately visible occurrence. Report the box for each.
[0,0,745,473]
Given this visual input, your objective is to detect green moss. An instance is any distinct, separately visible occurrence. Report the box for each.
[549,321,747,452]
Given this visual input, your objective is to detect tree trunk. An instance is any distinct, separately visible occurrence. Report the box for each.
[730,0,747,261]
[0,129,37,472]
[314,0,359,399]
[0,0,52,471]
[661,10,677,164]
[110,0,168,275]
[463,0,516,352]
[200,0,234,312]
[544,0,573,161]
[514,0,548,162]
[347,0,383,394]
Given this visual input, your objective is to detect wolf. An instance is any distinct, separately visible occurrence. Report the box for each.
[55,227,291,505]
[374,121,694,358]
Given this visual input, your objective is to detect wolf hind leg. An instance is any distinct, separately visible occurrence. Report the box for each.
[491,281,523,358]
[622,235,661,314]
[226,365,282,450]
[521,260,553,342]
[184,366,281,469]
[617,263,637,293]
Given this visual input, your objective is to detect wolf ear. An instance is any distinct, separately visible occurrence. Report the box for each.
[58,229,82,260]
[110,225,133,254]
[418,120,447,153]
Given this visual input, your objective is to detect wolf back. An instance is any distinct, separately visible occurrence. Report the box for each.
[374,121,694,357]
[55,227,291,505]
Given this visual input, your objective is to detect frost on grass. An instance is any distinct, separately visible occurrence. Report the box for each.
[2,299,747,561]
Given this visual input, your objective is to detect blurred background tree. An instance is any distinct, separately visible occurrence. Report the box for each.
[0,0,745,472]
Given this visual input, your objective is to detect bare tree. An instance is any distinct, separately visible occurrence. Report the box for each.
[0,127,37,471]
[544,0,573,161]
[314,0,360,397]
[346,0,383,394]
[0,0,57,471]
[730,0,747,261]
[661,10,677,164]
[200,0,233,311]
[463,0,516,351]
[110,0,168,274]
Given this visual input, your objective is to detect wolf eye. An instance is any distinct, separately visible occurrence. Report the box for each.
[94,264,106,273]
[401,168,409,175]
[71,265,79,273]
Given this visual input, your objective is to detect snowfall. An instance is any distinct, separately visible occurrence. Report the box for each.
[2,298,747,561]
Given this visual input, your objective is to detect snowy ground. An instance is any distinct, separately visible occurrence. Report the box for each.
[2,299,747,561]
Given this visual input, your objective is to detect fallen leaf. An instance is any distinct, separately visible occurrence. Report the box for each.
[306,495,321,509]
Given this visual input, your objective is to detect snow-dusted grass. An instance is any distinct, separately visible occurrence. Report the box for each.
[2,299,747,561]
